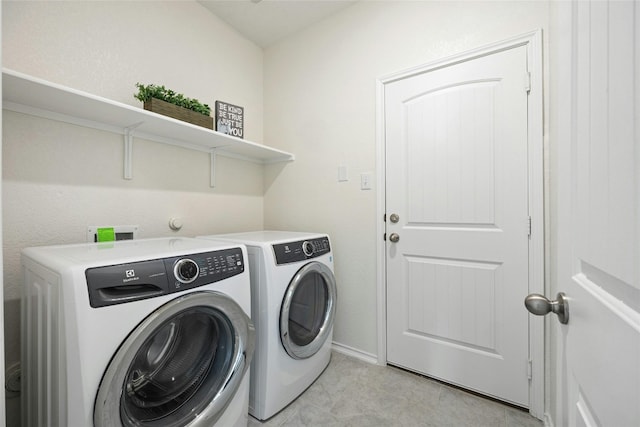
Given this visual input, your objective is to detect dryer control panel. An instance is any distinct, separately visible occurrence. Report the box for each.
[273,237,331,265]
[86,247,244,308]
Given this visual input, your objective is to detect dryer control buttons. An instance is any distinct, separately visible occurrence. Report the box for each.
[273,237,331,265]
[174,259,200,284]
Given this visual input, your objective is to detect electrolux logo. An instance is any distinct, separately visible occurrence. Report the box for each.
[123,269,139,283]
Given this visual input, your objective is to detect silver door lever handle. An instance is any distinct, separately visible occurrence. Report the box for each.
[524,292,569,324]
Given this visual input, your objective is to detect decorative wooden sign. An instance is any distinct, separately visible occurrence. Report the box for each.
[215,101,244,139]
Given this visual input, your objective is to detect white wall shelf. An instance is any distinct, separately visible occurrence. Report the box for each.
[2,69,294,187]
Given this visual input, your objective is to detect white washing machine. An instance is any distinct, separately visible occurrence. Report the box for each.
[21,237,255,427]
[198,231,337,421]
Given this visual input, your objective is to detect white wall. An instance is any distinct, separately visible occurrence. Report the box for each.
[263,1,550,357]
[2,2,265,425]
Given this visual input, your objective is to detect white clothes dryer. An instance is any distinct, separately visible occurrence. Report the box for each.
[21,237,255,427]
[198,231,337,421]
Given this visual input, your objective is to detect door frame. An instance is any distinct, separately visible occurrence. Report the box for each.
[375,29,545,417]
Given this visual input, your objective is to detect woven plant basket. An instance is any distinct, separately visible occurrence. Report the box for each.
[144,98,213,130]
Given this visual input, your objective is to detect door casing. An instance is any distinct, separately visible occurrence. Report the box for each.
[375,29,545,418]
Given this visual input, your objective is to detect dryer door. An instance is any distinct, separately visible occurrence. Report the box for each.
[280,261,337,359]
[94,291,254,427]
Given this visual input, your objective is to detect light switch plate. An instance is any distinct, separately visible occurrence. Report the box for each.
[338,165,349,182]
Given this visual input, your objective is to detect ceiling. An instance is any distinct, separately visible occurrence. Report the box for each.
[198,0,357,48]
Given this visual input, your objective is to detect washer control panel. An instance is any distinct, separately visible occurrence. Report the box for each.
[86,247,244,308]
[273,237,331,265]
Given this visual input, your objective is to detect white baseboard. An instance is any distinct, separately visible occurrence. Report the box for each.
[331,341,380,365]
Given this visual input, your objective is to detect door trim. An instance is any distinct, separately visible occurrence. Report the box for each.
[375,29,544,417]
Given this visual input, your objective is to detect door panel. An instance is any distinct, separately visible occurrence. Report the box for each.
[385,45,530,406]
[566,276,639,427]
[406,257,499,351]
[406,81,498,226]
[554,0,640,425]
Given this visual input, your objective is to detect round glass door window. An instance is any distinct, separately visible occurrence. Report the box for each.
[280,262,337,359]
[94,291,254,427]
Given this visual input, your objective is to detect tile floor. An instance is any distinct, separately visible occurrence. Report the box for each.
[248,351,544,427]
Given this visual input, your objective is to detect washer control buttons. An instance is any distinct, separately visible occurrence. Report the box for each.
[303,241,314,257]
[174,258,199,284]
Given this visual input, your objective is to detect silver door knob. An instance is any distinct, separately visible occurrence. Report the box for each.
[524,292,569,324]
[389,213,400,223]
[389,233,400,243]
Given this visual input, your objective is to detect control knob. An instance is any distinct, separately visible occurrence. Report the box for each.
[302,241,314,257]
[174,259,199,284]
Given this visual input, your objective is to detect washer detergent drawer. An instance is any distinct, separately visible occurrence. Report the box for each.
[86,259,169,307]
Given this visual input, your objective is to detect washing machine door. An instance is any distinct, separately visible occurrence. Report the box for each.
[280,261,337,359]
[94,291,255,427]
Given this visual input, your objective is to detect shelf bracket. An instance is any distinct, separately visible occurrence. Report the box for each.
[210,149,217,188]
[123,122,144,180]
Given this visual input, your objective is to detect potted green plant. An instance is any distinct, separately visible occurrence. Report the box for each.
[134,83,213,129]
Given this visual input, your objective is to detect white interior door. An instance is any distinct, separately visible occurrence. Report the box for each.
[385,44,531,406]
[553,1,640,426]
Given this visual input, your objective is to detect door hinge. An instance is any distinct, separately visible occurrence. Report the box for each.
[527,216,532,238]
[383,233,387,241]
[527,359,532,380]
[383,213,387,222]
[524,71,531,93]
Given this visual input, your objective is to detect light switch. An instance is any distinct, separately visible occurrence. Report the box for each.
[338,165,349,182]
